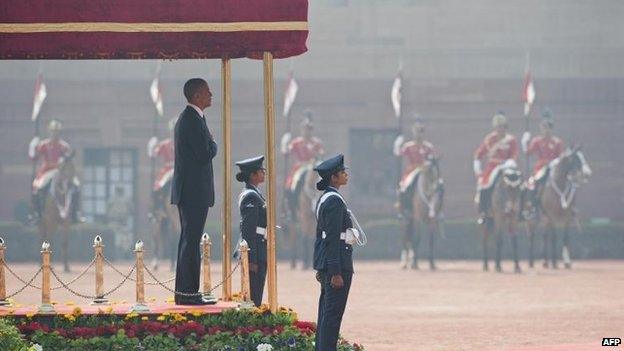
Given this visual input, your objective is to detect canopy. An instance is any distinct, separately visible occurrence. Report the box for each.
[0,0,308,60]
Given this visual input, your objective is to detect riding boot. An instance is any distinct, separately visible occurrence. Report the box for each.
[477,190,487,225]
[28,191,42,224]
[71,189,86,223]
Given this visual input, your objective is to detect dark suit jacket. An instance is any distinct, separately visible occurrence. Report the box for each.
[239,184,268,264]
[313,187,354,275]
[170,105,218,207]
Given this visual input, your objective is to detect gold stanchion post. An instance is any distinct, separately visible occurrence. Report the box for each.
[263,51,278,313]
[38,241,54,313]
[221,57,233,301]
[130,240,149,312]
[201,233,217,303]
[0,237,9,306]
[238,240,254,308]
[91,235,108,305]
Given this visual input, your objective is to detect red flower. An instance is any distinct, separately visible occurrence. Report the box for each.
[293,320,316,336]
[18,321,50,335]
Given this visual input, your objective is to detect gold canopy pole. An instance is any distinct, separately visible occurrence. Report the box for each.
[263,51,278,312]
[221,58,233,300]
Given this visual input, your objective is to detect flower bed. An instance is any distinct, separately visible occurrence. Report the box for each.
[1,306,363,351]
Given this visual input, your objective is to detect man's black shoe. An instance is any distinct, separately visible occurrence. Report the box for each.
[175,296,216,305]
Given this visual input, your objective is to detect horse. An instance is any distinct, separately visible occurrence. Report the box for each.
[401,156,444,270]
[39,155,79,272]
[149,178,180,271]
[480,165,523,273]
[285,161,319,269]
[526,146,590,269]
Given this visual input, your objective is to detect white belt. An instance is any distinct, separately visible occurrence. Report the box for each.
[256,227,267,237]
[322,231,346,240]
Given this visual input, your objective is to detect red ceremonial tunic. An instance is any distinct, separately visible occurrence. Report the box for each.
[285,136,324,189]
[31,138,71,180]
[153,138,174,191]
[400,140,435,184]
[474,132,518,187]
[527,135,564,175]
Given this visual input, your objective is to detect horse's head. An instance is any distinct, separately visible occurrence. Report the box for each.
[57,151,76,181]
[423,155,441,184]
[559,145,591,185]
[495,167,523,215]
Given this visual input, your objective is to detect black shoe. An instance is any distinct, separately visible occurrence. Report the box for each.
[175,296,215,305]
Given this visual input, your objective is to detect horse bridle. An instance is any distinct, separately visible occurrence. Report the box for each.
[417,159,442,218]
[549,151,583,210]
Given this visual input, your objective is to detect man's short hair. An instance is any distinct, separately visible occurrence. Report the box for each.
[183,78,207,102]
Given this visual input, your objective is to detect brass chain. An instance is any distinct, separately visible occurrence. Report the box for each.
[6,266,42,298]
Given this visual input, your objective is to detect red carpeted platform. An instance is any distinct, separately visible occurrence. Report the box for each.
[0,301,239,316]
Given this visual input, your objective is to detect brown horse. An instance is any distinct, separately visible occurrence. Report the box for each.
[402,156,444,270]
[286,161,319,269]
[149,180,180,271]
[481,166,523,273]
[39,156,78,272]
[527,147,590,269]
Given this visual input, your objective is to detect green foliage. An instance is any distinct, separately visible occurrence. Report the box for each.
[0,318,31,351]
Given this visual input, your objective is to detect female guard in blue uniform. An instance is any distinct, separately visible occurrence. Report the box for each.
[313,154,354,351]
[235,155,267,307]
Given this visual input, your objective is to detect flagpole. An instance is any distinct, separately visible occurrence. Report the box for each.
[30,68,44,207]
[149,63,163,197]
[394,59,404,193]
[280,67,297,263]
[280,73,292,244]
[523,51,532,177]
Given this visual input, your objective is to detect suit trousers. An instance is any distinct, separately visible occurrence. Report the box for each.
[315,271,353,351]
[174,203,209,299]
[249,260,267,307]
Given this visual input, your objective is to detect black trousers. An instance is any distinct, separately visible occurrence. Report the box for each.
[315,271,353,351]
[250,260,267,307]
[174,203,209,300]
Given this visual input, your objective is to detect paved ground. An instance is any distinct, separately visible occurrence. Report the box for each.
[3,259,623,351]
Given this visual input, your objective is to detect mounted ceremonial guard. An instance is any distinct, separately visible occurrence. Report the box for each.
[281,110,324,269]
[393,119,443,270]
[473,112,523,272]
[520,109,565,219]
[283,111,324,202]
[148,118,180,270]
[28,119,82,224]
[473,112,519,224]
[236,156,268,307]
[521,109,592,269]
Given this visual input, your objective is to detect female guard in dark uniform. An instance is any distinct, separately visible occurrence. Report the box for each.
[313,154,354,351]
[235,155,267,307]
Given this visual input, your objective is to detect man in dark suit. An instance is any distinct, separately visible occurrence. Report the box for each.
[171,78,218,305]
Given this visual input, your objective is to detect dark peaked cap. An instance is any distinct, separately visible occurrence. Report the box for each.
[235,155,265,176]
[314,154,347,180]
